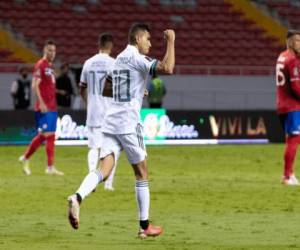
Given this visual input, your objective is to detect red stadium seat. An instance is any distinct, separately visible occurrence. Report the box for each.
[0,0,283,68]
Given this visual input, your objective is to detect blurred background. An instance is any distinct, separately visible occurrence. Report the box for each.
[0,0,295,144]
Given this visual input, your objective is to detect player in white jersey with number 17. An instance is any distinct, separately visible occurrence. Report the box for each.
[68,23,175,238]
[79,33,119,190]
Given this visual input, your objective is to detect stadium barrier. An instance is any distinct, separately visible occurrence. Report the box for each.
[0,110,283,145]
[0,63,274,76]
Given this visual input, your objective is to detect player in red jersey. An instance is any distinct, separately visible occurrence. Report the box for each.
[276,30,300,185]
[19,40,64,176]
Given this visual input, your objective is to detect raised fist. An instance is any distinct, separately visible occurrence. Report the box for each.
[163,30,175,42]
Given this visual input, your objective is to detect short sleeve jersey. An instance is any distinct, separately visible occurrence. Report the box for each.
[102,45,157,134]
[80,53,115,127]
[33,58,57,111]
[276,49,300,114]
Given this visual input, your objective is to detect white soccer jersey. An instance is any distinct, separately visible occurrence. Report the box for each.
[102,45,157,134]
[80,53,115,127]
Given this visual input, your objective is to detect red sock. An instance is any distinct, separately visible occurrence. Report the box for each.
[24,133,45,159]
[284,135,300,178]
[45,134,55,167]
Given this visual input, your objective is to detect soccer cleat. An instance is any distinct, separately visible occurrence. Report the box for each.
[138,224,163,239]
[290,175,299,184]
[281,175,300,186]
[45,166,64,176]
[18,155,31,175]
[67,195,80,229]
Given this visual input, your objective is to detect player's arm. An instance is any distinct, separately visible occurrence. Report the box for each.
[288,59,300,99]
[80,83,87,104]
[155,30,175,75]
[102,75,113,97]
[32,75,48,112]
[10,81,18,96]
[79,63,88,104]
[56,89,67,96]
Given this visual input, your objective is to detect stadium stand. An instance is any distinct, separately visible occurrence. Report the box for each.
[0,48,23,63]
[264,0,300,28]
[0,0,285,74]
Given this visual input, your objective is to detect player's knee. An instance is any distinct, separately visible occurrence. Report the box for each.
[137,172,148,180]
[133,162,148,180]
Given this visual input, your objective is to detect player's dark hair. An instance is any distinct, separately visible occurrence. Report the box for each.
[44,39,56,47]
[98,33,113,49]
[128,23,150,45]
[287,30,300,39]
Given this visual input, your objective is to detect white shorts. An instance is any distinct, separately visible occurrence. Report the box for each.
[100,124,147,164]
[87,126,103,149]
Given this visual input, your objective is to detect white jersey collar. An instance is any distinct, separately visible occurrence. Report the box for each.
[97,52,109,57]
[127,44,139,53]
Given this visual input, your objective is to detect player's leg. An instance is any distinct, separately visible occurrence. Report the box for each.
[68,155,116,229]
[88,148,100,172]
[104,149,120,191]
[19,111,45,175]
[76,153,115,200]
[22,133,45,160]
[87,127,101,173]
[67,158,111,230]
[68,154,115,229]
[19,133,45,175]
[87,127,118,190]
[67,133,121,229]
[43,112,64,176]
[281,112,300,185]
[119,126,162,238]
[283,135,300,184]
[133,161,162,238]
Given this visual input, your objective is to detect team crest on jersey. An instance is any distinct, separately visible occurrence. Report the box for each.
[45,67,54,76]
[45,67,55,83]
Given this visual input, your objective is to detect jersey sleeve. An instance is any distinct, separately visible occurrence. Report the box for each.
[79,63,88,88]
[287,58,300,98]
[135,55,158,77]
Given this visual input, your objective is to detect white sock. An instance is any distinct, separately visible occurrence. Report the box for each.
[135,180,150,221]
[76,169,103,200]
[87,148,99,172]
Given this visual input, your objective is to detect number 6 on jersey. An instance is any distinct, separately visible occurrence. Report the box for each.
[276,63,285,86]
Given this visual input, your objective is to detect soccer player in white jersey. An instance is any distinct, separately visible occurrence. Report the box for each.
[79,33,119,190]
[68,23,175,238]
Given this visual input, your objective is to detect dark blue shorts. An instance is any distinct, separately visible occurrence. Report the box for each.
[35,111,58,133]
[279,111,300,135]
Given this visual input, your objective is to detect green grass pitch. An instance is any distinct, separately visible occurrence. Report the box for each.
[1,144,300,250]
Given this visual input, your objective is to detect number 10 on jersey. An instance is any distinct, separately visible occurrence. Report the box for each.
[113,69,131,102]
